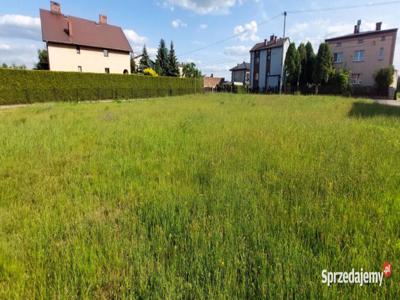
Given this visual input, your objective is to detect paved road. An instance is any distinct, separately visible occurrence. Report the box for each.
[373,99,400,107]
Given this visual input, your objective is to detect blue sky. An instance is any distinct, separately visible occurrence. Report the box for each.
[0,0,399,78]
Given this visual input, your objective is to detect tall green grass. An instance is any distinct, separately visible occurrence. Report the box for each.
[1,94,400,298]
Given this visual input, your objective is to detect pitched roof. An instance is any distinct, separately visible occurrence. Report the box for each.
[40,9,132,53]
[230,62,250,72]
[250,38,288,52]
[204,77,224,88]
[325,28,397,42]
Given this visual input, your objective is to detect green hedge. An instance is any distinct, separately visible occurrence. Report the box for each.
[0,69,203,105]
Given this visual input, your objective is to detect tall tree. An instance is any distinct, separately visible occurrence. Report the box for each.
[182,63,202,78]
[313,43,334,94]
[297,43,307,88]
[35,49,49,70]
[130,54,135,74]
[284,42,300,91]
[305,42,316,86]
[155,39,169,76]
[139,45,150,71]
[167,42,179,77]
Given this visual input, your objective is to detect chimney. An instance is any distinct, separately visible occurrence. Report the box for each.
[50,1,61,14]
[264,39,268,45]
[270,35,275,42]
[376,22,382,31]
[354,20,362,34]
[354,25,358,34]
[99,15,107,25]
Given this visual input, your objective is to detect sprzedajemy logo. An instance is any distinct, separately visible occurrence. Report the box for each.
[321,263,392,287]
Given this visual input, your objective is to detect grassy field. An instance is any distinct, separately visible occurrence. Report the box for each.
[1,94,400,298]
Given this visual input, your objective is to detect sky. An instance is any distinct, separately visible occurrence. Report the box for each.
[0,0,399,79]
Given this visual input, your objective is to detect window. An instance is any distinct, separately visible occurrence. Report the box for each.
[350,73,362,85]
[353,50,365,62]
[333,52,343,63]
[103,49,109,57]
[378,47,384,60]
[381,36,386,41]
[78,66,82,72]
[76,46,81,54]
[105,68,110,74]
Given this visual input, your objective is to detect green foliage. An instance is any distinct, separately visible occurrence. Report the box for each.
[285,43,300,90]
[297,43,307,87]
[155,39,169,76]
[0,68,203,105]
[374,65,395,96]
[130,56,135,74]
[1,94,400,298]
[313,43,334,93]
[167,42,179,77]
[139,45,151,71]
[327,69,351,96]
[305,42,316,86]
[182,63,202,78]
[35,49,49,70]
[1,63,27,70]
[143,68,158,77]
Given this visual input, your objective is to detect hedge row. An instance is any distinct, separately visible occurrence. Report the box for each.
[0,69,204,105]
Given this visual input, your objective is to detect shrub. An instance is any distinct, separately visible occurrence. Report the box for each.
[374,66,394,96]
[0,69,203,105]
[143,68,158,77]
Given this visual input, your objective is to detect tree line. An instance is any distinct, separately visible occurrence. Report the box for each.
[132,39,202,78]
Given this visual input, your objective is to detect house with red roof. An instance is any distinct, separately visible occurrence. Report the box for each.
[40,1,132,74]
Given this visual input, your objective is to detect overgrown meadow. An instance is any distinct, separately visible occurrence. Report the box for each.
[1,94,400,298]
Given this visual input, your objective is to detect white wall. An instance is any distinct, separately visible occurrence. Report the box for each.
[48,43,130,74]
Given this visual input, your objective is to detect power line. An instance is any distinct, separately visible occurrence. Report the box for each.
[287,0,400,14]
[178,13,283,57]
[178,0,400,58]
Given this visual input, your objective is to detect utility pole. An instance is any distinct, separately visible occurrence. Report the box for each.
[279,11,287,95]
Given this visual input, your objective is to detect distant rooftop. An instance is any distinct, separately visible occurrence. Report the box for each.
[250,37,289,52]
[230,62,250,72]
[326,21,397,42]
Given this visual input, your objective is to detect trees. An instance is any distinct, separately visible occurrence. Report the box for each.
[297,43,307,88]
[167,42,179,77]
[182,63,202,78]
[139,45,151,71]
[374,66,395,96]
[305,42,316,87]
[35,49,49,70]
[155,39,169,76]
[130,55,135,74]
[284,42,300,91]
[313,43,333,94]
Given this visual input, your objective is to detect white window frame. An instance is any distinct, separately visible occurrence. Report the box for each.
[333,52,343,64]
[378,47,384,60]
[350,73,362,85]
[353,50,365,62]
[78,66,82,72]
[104,49,109,57]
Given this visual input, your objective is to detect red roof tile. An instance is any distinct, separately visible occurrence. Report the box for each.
[40,9,132,53]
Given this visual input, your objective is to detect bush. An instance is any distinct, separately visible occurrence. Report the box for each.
[0,69,203,105]
[143,68,158,77]
[374,66,394,96]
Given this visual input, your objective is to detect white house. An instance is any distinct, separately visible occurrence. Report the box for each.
[40,1,132,74]
[250,35,290,93]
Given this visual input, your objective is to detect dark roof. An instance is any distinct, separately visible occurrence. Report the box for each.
[40,9,132,53]
[325,28,397,42]
[250,38,288,52]
[230,62,250,72]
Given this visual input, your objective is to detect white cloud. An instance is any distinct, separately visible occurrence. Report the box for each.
[164,0,239,15]
[199,24,208,30]
[172,19,187,29]
[234,20,259,41]
[0,14,41,40]
[0,42,40,67]
[224,45,249,57]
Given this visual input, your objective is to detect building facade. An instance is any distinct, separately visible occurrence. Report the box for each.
[230,62,250,85]
[250,36,290,93]
[326,21,397,87]
[40,1,132,74]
